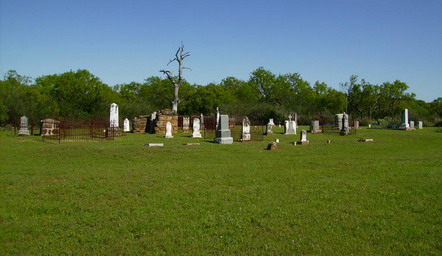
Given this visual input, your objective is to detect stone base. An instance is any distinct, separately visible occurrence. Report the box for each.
[214,137,233,144]
[192,133,202,138]
[284,132,296,135]
[295,141,309,145]
[165,134,173,138]
[310,130,322,134]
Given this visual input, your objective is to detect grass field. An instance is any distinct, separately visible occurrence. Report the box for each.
[1,127,441,255]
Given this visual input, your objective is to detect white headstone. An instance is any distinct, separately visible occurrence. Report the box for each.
[165,121,173,138]
[400,109,409,129]
[18,116,30,136]
[284,115,297,135]
[300,130,308,142]
[123,118,130,132]
[216,107,220,129]
[109,103,119,128]
[409,121,415,129]
[418,121,423,129]
[241,116,251,141]
[266,119,274,135]
[192,118,202,138]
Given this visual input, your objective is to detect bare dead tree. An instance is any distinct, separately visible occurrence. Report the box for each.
[160,43,191,113]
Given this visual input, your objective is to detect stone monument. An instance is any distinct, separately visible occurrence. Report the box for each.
[41,118,60,136]
[418,121,423,129]
[310,120,321,133]
[296,130,309,145]
[182,117,190,132]
[155,109,178,134]
[340,113,349,136]
[165,121,173,138]
[399,109,410,130]
[192,118,202,138]
[409,121,415,129]
[266,118,275,135]
[18,116,30,136]
[241,116,251,141]
[336,113,349,130]
[123,118,130,132]
[354,120,360,129]
[216,107,220,129]
[214,115,233,144]
[284,114,297,135]
[109,103,119,128]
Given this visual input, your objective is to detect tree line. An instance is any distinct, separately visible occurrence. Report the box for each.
[1,68,441,127]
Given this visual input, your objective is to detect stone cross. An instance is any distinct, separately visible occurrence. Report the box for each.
[192,118,202,138]
[109,103,119,128]
[18,116,30,136]
[165,121,173,138]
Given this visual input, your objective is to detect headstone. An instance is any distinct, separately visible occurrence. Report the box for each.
[109,103,119,128]
[296,130,309,145]
[183,117,190,132]
[400,109,410,129]
[275,138,280,143]
[266,118,274,135]
[340,113,349,135]
[241,116,251,141]
[18,116,30,136]
[214,115,233,144]
[216,107,220,129]
[165,121,173,138]
[145,143,164,147]
[336,113,344,130]
[192,118,202,138]
[200,113,204,129]
[358,138,374,142]
[409,121,415,129]
[310,120,321,133]
[148,111,157,134]
[284,114,297,135]
[267,142,278,150]
[418,121,423,129]
[185,143,200,146]
[354,120,360,129]
[123,118,130,132]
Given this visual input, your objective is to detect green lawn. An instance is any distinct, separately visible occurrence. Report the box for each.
[1,127,441,255]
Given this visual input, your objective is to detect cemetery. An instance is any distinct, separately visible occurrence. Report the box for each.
[1,67,441,255]
[0,66,441,255]
[1,104,441,255]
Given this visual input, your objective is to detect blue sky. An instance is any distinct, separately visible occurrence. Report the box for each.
[1,0,441,101]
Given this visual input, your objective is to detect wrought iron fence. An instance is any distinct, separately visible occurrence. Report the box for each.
[42,119,122,143]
